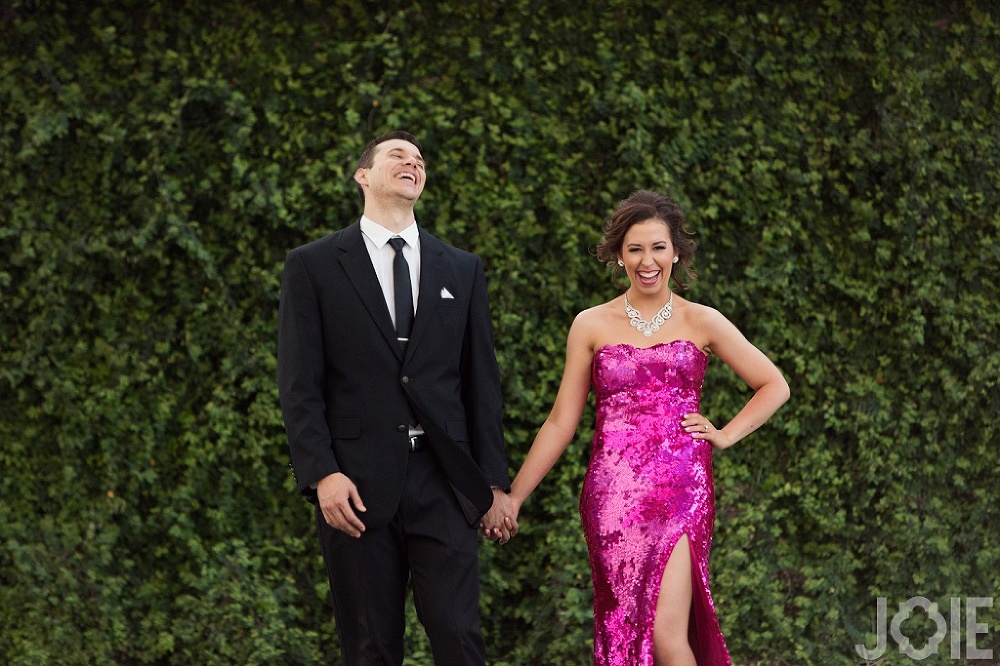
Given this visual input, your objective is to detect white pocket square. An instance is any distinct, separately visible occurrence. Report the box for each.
[440,287,455,299]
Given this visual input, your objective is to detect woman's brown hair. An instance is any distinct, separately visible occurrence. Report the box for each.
[595,190,697,291]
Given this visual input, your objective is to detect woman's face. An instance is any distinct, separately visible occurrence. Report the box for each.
[619,218,676,295]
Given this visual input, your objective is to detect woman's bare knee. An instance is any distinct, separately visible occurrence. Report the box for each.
[653,535,697,665]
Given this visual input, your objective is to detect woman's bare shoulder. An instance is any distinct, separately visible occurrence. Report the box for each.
[569,298,624,345]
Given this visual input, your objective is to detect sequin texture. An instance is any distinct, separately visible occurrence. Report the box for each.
[580,341,732,665]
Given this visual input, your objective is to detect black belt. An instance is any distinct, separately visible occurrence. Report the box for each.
[408,434,427,452]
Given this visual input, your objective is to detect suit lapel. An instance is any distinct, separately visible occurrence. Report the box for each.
[406,230,449,359]
[336,223,402,359]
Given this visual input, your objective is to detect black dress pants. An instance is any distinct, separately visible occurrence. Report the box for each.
[316,449,485,665]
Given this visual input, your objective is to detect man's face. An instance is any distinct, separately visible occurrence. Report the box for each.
[355,139,426,203]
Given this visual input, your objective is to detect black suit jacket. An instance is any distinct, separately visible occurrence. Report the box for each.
[277,222,509,528]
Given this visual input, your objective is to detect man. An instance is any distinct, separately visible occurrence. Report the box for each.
[278,130,515,665]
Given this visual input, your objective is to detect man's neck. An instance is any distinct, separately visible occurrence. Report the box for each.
[363,201,417,234]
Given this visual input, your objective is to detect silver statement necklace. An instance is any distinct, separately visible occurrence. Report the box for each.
[624,291,674,338]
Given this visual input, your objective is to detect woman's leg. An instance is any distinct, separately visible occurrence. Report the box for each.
[653,534,697,666]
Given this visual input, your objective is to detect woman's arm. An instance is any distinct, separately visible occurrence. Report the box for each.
[508,312,597,512]
[685,307,790,450]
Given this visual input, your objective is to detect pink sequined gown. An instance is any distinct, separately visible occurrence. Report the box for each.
[580,341,731,665]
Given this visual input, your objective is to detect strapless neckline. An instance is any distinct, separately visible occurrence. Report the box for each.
[596,339,708,358]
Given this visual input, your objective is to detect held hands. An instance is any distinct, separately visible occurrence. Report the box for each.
[317,472,367,537]
[682,412,735,450]
[319,474,520,544]
[478,488,520,545]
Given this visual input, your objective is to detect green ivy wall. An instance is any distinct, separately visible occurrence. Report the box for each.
[1,1,997,664]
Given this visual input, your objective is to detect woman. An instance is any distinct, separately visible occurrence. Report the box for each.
[507,190,790,665]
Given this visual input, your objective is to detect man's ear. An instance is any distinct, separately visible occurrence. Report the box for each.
[353,167,368,188]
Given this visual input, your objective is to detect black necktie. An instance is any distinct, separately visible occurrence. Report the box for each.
[388,237,413,350]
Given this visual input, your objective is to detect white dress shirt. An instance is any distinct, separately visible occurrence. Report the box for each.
[360,216,421,330]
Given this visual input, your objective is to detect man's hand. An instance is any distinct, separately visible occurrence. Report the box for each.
[317,472,367,537]
[478,488,519,545]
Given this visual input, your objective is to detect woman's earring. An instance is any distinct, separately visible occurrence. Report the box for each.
[672,257,679,264]
[617,259,625,267]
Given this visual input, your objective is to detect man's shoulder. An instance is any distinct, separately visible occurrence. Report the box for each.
[421,230,480,265]
[290,223,359,258]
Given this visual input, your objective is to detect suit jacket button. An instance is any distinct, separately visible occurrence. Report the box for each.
[397,424,407,432]
[401,376,410,384]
